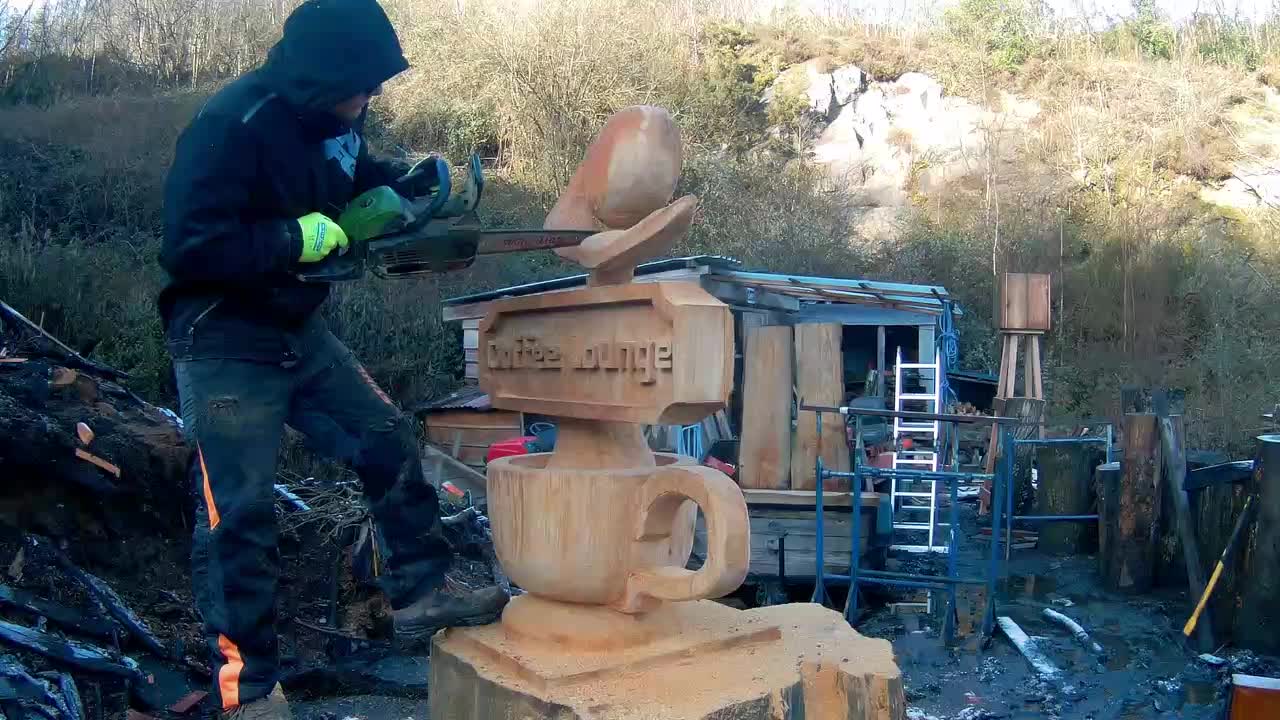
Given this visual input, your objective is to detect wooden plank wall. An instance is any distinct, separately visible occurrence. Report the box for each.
[462,319,480,382]
[791,323,851,490]
[424,409,523,468]
[694,506,877,579]
[738,325,793,489]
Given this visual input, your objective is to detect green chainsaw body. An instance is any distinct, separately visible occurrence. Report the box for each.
[297,154,591,282]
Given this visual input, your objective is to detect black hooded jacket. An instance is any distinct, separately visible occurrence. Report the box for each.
[158,0,410,364]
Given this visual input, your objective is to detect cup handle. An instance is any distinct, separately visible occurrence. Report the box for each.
[614,464,749,613]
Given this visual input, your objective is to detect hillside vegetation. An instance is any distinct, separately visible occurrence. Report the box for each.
[1,0,1278,454]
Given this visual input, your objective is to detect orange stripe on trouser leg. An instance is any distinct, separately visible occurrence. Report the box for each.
[217,634,244,709]
[357,364,395,407]
[198,444,220,530]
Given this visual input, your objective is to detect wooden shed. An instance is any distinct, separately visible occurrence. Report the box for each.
[439,256,959,582]
[413,386,524,472]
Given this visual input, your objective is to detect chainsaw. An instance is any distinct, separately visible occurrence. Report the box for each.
[297,153,594,282]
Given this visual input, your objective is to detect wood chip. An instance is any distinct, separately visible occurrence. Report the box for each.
[50,367,78,387]
[7,548,24,582]
[76,422,94,446]
[74,448,120,478]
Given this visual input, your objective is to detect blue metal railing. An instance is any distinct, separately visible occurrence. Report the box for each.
[803,404,1020,644]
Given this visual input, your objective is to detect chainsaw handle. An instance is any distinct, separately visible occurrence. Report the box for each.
[400,155,452,219]
[295,251,365,283]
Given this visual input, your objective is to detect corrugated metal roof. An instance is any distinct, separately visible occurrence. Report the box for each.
[414,386,492,413]
[442,255,741,306]
[441,255,956,316]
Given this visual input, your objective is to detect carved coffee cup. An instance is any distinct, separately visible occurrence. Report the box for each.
[486,452,750,613]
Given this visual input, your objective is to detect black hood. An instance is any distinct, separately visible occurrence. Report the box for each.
[258,0,409,114]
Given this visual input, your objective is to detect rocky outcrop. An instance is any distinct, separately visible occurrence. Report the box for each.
[762,59,866,122]
[764,65,1040,237]
[1200,87,1280,211]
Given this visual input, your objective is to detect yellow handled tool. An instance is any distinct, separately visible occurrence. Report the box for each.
[1184,495,1256,637]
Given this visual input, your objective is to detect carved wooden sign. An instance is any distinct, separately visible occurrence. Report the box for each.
[478,281,733,425]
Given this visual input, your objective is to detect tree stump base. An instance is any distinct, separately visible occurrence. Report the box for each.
[429,597,904,719]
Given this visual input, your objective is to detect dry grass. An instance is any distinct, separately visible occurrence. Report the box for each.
[0,0,1278,455]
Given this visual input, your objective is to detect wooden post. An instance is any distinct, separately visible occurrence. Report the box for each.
[1096,461,1121,584]
[1154,417,1186,586]
[875,326,886,398]
[1008,398,1046,516]
[1034,443,1095,555]
[1104,413,1161,593]
[1234,434,1280,654]
[980,397,1044,515]
[1193,470,1251,642]
[1159,415,1215,651]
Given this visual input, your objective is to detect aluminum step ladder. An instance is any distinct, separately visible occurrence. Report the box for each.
[889,347,948,554]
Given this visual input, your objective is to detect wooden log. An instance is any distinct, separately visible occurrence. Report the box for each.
[1233,434,1280,655]
[790,323,849,491]
[1006,398,1045,516]
[1041,608,1105,656]
[1033,442,1095,554]
[51,546,168,658]
[1104,414,1160,593]
[997,616,1062,681]
[0,584,116,640]
[0,358,192,540]
[39,672,84,720]
[0,659,71,719]
[1096,461,1121,586]
[1154,416,1186,587]
[1193,471,1251,642]
[738,326,793,490]
[0,301,128,381]
[1159,415,1214,652]
[0,619,138,678]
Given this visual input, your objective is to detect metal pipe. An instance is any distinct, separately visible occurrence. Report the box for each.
[1012,437,1108,446]
[1005,426,1016,563]
[777,533,786,585]
[857,469,992,482]
[1011,514,1099,522]
[946,436,961,644]
[859,569,987,585]
[799,404,1018,426]
[982,425,1010,637]
[856,576,955,591]
[1106,423,1114,464]
[846,465,864,622]
[812,412,828,607]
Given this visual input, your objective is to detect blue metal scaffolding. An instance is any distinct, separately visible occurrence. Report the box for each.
[999,432,1113,561]
[802,404,1020,644]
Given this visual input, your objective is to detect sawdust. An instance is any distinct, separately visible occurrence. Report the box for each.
[433,601,903,719]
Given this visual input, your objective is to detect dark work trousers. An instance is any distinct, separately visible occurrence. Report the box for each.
[176,328,451,710]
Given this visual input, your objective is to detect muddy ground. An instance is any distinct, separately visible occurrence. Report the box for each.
[2,497,1276,720]
[291,501,1278,720]
[847,504,1280,720]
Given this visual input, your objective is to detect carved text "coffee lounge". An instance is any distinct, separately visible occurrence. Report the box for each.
[487,337,674,385]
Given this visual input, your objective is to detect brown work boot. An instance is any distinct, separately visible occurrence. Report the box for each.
[392,577,510,643]
[224,683,292,720]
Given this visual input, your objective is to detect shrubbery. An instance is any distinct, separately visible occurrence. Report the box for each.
[1,0,1279,454]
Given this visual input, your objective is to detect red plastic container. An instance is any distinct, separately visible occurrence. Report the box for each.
[704,456,736,478]
[486,436,536,463]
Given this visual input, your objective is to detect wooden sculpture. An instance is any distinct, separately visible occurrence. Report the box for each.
[429,106,904,720]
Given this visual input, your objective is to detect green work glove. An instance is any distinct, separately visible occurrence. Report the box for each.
[297,212,350,263]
